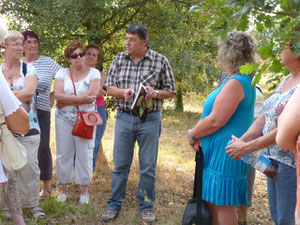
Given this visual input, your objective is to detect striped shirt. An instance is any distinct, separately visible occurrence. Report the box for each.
[105,48,176,111]
[30,56,61,111]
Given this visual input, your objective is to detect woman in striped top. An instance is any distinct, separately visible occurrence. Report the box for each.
[22,30,61,200]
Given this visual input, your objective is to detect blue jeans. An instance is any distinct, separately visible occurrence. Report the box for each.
[93,106,107,171]
[267,160,296,225]
[107,110,161,212]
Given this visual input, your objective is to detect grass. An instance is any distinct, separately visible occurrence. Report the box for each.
[0,91,274,225]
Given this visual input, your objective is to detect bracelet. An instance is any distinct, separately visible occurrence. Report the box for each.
[190,131,197,140]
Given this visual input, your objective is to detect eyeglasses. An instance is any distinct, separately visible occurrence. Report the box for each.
[8,43,24,47]
[69,52,85,59]
[24,40,39,46]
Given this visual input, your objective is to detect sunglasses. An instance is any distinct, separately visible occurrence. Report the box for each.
[69,52,85,59]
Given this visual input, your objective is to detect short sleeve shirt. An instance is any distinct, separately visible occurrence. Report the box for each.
[262,75,299,168]
[30,56,62,111]
[105,48,176,111]
[55,68,101,122]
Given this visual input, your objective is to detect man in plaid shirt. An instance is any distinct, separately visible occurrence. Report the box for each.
[102,24,176,224]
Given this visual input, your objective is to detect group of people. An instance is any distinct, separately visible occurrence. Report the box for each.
[0,24,108,224]
[0,20,299,225]
[188,26,300,225]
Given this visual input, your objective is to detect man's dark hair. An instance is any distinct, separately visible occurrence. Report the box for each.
[126,24,149,41]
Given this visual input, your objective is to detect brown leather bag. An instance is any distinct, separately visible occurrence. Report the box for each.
[69,69,103,139]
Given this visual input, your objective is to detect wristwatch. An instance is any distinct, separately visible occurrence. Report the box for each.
[154,90,159,98]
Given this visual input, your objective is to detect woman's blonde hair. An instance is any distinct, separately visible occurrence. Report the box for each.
[3,30,24,45]
[218,31,258,76]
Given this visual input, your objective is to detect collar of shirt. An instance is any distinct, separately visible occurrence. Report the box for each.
[123,47,154,62]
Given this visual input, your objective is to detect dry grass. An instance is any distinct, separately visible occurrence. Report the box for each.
[1,94,273,225]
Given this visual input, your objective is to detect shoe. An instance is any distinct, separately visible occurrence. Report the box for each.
[2,207,12,220]
[79,194,89,204]
[57,193,67,202]
[31,206,47,220]
[40,188,51,201]
[102,208,119,222]
[141,210,155,224]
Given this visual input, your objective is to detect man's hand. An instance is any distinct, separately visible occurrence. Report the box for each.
[124,89,135,102]
[145,86,157,100]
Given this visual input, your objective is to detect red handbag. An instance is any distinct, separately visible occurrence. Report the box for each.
[69,69,103,139]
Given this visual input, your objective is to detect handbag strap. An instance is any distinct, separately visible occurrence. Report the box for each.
[194,146,204,223]
[69,69,80,113]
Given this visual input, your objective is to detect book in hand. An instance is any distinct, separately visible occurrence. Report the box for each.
[131,84,153,122]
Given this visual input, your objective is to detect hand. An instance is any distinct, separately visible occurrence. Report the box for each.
[144,86,157,100]
[79,92,96,104]
[225,135,247,159]
[187,129,200,151]
[124,89,135,102]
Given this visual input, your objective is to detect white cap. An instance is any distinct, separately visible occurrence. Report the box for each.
[0,22,8,44]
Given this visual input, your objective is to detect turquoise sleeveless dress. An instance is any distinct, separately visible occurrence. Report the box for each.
[200,74,255,206]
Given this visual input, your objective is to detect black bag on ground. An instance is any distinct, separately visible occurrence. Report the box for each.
[182,147,212,225]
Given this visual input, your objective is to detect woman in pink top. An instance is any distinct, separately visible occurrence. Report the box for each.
[85,45,107,172]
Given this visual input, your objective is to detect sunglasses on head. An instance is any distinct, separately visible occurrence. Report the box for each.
[69,52,85,59]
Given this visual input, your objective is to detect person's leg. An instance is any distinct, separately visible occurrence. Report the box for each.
[15,135,41,208]
[237,166,256,223]
[207,201,238,225]
[267,173,278,224]
[136,111,161,212]
[37,109,52,194]
[106,111,136,211]
[3,173,25,225]
[92,106,107,171]
[74,135,94,193]
[55,117,75,189]
[273,162,296,225]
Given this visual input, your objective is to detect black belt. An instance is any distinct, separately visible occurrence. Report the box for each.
[121,109,138,116]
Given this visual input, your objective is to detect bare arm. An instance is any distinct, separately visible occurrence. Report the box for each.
[96,72,107,98]
[188,79,244,150]
[240,113,265,142]
[276,86,300,151]
[54,78,98,106]
[106,86,129,99]
[14,75,38,103]
[5,107,30,134]
[226,128,277,159]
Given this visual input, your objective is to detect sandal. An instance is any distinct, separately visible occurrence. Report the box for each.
[31,206,46,220]
[40,187,51,200]
[2,207,12,220]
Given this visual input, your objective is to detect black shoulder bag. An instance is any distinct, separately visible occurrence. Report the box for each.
[182,146,212,225]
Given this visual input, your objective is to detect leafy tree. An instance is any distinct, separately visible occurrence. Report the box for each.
[190,0,300,87]
[1,0,221,112]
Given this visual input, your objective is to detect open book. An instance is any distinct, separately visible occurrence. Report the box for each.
[131,84,153,122]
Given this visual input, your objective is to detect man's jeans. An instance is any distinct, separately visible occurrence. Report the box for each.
[267,160,296,225]
[107,110,161,212]
[93,106,107,171]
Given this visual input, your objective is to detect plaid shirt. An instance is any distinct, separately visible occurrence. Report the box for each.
[105,48,176,111]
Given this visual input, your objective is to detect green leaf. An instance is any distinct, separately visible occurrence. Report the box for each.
[240,63,259,75]
[269,59,283,73]
[240,3,252,15]
[258,46,272,60]
[255,22,264,33]
[252,64,268,86]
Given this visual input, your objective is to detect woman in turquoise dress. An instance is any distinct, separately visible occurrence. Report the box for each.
[187,31,257,225]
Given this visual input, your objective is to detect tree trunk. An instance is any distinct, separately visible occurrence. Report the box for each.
[175,86,184,112]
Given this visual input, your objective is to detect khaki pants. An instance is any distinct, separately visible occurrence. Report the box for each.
[16,135,41,208]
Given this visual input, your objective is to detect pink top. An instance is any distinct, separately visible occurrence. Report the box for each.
[96,96,105,107]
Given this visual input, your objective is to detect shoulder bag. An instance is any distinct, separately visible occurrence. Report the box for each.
[0,105,27,173]
[69,69,103,139]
